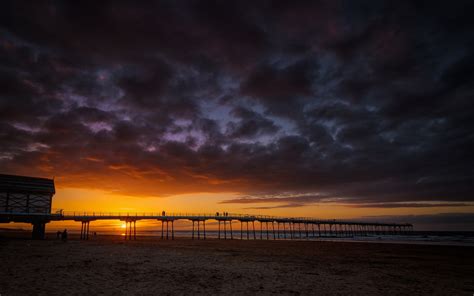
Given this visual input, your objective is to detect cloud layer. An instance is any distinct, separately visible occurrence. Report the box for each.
[1,1,473,207]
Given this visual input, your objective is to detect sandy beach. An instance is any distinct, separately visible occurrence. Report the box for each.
[1,234,473,295]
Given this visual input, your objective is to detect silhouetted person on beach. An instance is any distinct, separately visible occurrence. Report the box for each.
[61,229,68,242]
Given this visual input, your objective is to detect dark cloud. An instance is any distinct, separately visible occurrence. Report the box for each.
[348,203,471,209]
[226,106,279,139]
[241,59,315,98]
[221,193,331,209]
[0,1,473,210]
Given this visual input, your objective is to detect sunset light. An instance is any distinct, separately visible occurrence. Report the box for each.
[1,1,473,295]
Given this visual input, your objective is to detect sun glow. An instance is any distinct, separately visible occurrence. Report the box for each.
[121,223,126,229]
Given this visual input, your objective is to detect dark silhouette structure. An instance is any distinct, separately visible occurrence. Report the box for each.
[0,174,414,240]
[0,174,55,239]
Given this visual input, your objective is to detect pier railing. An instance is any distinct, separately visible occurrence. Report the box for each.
[61,211,273,218]
[49,211,411,226]
[1,210,414,240]
[1,210,412,226]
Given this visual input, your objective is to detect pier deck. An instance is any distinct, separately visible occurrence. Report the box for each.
[0,211,413,240]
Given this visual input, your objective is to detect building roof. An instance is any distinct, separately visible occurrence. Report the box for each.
[0,174,55,195]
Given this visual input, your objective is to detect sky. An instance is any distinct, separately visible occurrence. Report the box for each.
[1,1,474,230]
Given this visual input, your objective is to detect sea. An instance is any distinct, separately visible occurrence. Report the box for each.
[63,229,474,246]
[2,227,473,246]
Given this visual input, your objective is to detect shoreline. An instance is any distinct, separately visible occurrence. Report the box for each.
[3,229,474,247]
[1,235,473,295]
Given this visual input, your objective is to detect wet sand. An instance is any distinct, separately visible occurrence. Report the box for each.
[1,235,473,295]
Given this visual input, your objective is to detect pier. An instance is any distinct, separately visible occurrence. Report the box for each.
[0,211,414,240]
[0,173,413,240]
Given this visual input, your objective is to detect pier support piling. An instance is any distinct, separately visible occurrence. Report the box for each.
[31,222,46,240]
[203,220,206,239]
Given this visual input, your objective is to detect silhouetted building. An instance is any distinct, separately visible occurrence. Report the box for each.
[0,173,55,214]
[0,173,55,239]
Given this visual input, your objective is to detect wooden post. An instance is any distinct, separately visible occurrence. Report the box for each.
[241,221,243,240]
[197,220,200,240]
[192,220,195,240]
[166,221,169,240]
[87,221,90,240]
[218,220,221,239]
[80,222,83,240]
[161,220,164,239]
[124,221,127,240]
[32,222,46,240]
[203,220,206,240]
[272,221,276,240]
[126,221,129,239]
[224,220,227,240]
[133,220,137,240]
[246,221,249,240]
[171,220,174,240]
[265,221,270,240]
[252,221,256,240]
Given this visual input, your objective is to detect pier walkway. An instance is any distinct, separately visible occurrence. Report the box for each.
[0,211,413,240]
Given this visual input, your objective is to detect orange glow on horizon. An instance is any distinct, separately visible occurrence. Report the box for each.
[50,187,474,220]
[4,186,472,233]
